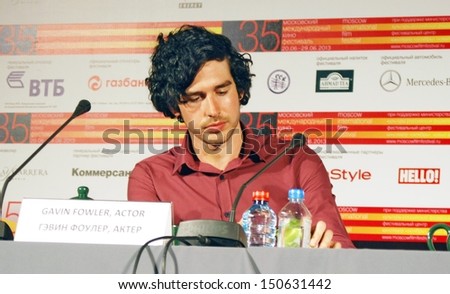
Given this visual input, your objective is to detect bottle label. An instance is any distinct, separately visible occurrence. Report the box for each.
[277,218,302,248]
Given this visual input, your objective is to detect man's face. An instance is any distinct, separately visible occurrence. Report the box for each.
[176,59,242,148]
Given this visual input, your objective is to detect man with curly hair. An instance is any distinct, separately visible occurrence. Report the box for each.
[128,25,354,249]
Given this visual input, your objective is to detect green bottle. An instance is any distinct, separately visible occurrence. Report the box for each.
[71,186,93,200]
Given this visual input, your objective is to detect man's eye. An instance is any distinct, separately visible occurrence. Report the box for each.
[217,90,228,96]
[180,95,201,105]
[188,96,201,102]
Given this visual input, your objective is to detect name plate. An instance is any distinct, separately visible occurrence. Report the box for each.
[14,198,172,246]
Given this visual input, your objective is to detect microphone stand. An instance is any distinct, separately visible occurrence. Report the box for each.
[0,100,91,240]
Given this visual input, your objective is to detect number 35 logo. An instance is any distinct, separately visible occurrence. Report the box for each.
[223,20,282,52]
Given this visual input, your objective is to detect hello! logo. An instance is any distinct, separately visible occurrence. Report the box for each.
[398,168,440,184]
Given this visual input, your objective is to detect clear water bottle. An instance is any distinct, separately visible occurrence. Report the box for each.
[241,190,277,247]
[277,188,312,248]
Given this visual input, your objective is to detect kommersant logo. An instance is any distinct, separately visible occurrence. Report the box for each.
[316,70,354,92]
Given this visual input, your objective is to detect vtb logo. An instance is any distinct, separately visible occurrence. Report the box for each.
[7,71,65,96]
[7,71,25,88]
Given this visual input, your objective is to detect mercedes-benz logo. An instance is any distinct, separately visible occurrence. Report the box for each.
[380,70,401,92]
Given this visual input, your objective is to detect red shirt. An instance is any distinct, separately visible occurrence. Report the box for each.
[128,128,355,248]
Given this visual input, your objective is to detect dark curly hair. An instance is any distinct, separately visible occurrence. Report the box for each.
[147,25,254,119]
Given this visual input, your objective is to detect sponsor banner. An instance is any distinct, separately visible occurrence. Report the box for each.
[0,22,222,55]
[0,112,185,144]
[339,206,450,243]
[2,55,151,112]
[281,16,450,51]
[2,111,447,145]
[278,111,450,145]
[2,16,449,56]
[3,40,450,114]
[320,144,448,208]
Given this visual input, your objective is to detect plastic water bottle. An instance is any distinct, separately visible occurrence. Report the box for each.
[277,188,312,248]
[241,191,277,247]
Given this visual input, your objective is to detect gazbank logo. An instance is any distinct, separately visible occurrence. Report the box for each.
[316,70,354,92]
[88,75,102,91]
[88,76,146,91]
[398,168,440,184]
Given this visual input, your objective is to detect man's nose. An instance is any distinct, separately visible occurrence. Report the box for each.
[204,95,220,117]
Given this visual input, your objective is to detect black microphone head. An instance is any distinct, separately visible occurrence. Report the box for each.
[290,133,306,149]
[72,99,91,118]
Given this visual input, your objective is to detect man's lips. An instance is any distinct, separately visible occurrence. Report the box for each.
[204,121,225,132]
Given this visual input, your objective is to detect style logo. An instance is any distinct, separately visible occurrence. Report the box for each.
[380,70,401,92]
[6,71,25,88]
[267,70,290,94]
[329,168,372,182]
[88,75,102,91]
[316,70,354,92]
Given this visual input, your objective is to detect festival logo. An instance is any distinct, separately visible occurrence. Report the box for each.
[267,70,290,94]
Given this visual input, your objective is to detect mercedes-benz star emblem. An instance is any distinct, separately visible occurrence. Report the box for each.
[380,70,401,92]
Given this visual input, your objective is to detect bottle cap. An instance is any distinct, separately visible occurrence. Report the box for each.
[252,190,269,201]
[288,188,304,201]
[71,186,93,200]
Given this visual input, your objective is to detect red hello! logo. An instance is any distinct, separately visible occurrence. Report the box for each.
[398,168,440,184]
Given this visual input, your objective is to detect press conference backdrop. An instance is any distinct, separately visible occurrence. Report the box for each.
[1,0,449,249]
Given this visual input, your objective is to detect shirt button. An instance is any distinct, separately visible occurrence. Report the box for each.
[219,174,225,180]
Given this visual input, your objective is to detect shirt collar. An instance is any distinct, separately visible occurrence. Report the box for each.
[171,123,272,175]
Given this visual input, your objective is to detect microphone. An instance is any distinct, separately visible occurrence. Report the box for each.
[0,99,91,240]
[176,133,306,247]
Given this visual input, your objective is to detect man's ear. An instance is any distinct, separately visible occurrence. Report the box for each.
[239,91,244,101]
[172,110,184,123]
